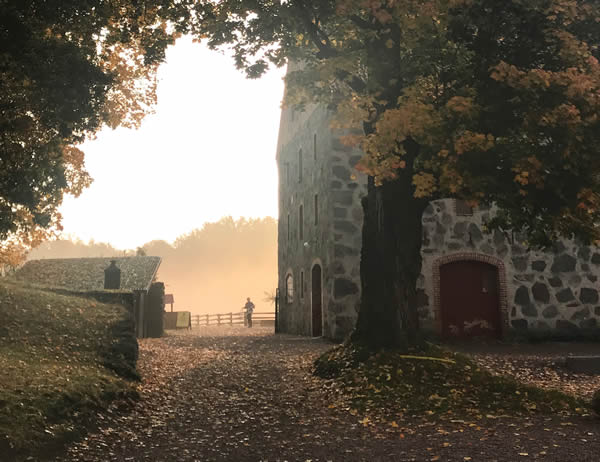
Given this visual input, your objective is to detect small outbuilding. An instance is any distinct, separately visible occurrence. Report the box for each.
[16,256,165,338]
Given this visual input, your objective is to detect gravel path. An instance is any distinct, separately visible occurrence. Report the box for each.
[53,328,600,462]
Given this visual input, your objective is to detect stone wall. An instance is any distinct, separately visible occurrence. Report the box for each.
[277,99,600,341]
[277,103,367,340]
[420,199,600,335]
[277,104,334,336]
[324,129,367,339]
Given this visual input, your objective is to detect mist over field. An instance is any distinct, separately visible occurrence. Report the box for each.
[28,217,277,315]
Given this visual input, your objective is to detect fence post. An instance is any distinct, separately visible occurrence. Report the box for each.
[206,314,209,326]
[217,314,221,325]
[229,312,233,325]
[275,288,280,333]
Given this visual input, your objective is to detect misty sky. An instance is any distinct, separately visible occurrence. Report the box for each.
[58,36,285,249]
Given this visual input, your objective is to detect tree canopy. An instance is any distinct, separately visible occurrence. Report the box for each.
[193,0,600,246]
[191,0,600,346]
[0,0,189,265]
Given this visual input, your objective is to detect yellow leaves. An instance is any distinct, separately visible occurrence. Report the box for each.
[330,94,374,131]
[412,172,437,198]
[62,146,93,197]
[445,96,478,119]
[439,164,464,195]
[369,95,440,152]
[339,134,364,148]
[512,156,544,189]
[385,39,395,48]
[359,416,371,426]
[514,171,529,186]
[575,188,600,214]
[454,131,494,155]
[539,103,581,128]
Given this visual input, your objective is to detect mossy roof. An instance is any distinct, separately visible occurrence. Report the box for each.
[16,256,161,292]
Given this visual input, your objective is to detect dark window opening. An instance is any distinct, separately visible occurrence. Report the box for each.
[300,270,305,299]
[314,194,319,225]
[298,149,303,183]
[313,134,317,161]
[299,204,304,241]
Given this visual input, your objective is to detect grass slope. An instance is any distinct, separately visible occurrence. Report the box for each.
[315,342,590,421]
[0,280,139,458]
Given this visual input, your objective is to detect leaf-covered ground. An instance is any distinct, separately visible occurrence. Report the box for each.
[453,343,600,400]
[0,280,137,459]
[50,327,600,462]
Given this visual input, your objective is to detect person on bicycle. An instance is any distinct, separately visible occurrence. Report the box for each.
[244,297,255,327]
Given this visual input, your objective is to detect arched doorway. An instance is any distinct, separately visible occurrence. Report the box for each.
[440,260,501,338]
[311,264,322,337]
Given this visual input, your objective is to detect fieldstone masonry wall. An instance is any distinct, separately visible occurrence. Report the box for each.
[277,104,366,340]
[278,102,600,340]
[420,199,600,335]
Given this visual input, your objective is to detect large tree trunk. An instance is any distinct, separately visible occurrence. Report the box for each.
[352,170,428,350]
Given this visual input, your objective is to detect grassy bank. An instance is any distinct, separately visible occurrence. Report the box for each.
[0,280,139,458]
[315,342,589,420]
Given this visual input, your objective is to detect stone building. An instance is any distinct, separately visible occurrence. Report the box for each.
[277,105,600,341]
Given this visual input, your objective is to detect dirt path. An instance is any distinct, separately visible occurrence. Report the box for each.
[54,328,599,462]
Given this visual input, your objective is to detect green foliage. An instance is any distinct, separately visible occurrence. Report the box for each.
[0,279,138,457]
[315,342,588,419]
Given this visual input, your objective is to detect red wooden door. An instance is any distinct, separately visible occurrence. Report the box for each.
[440,261,501,338]
[311,265,322,337]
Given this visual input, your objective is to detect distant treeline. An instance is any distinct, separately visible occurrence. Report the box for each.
[28,217,277,315]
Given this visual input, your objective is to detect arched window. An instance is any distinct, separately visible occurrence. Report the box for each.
[286,273,294,303]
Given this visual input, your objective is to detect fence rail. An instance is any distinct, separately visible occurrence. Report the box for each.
[191,311,275,327]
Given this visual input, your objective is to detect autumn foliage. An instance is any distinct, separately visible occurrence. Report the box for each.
[191,0,600,346]
[0,0,188,267]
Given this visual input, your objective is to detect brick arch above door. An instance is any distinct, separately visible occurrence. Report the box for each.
[432,252,509,337]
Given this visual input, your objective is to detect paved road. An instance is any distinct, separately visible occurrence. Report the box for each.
[54,327,600,461]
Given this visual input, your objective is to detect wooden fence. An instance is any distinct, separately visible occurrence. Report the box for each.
[191,311,275,327]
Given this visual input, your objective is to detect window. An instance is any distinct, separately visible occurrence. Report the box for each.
[314,194,319,226]
[455,199,474,216]
[299,204,304,241]
[298,149,303,182]
[300,270,305,299]
[313,134,317,161]
[286,273,294,303]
